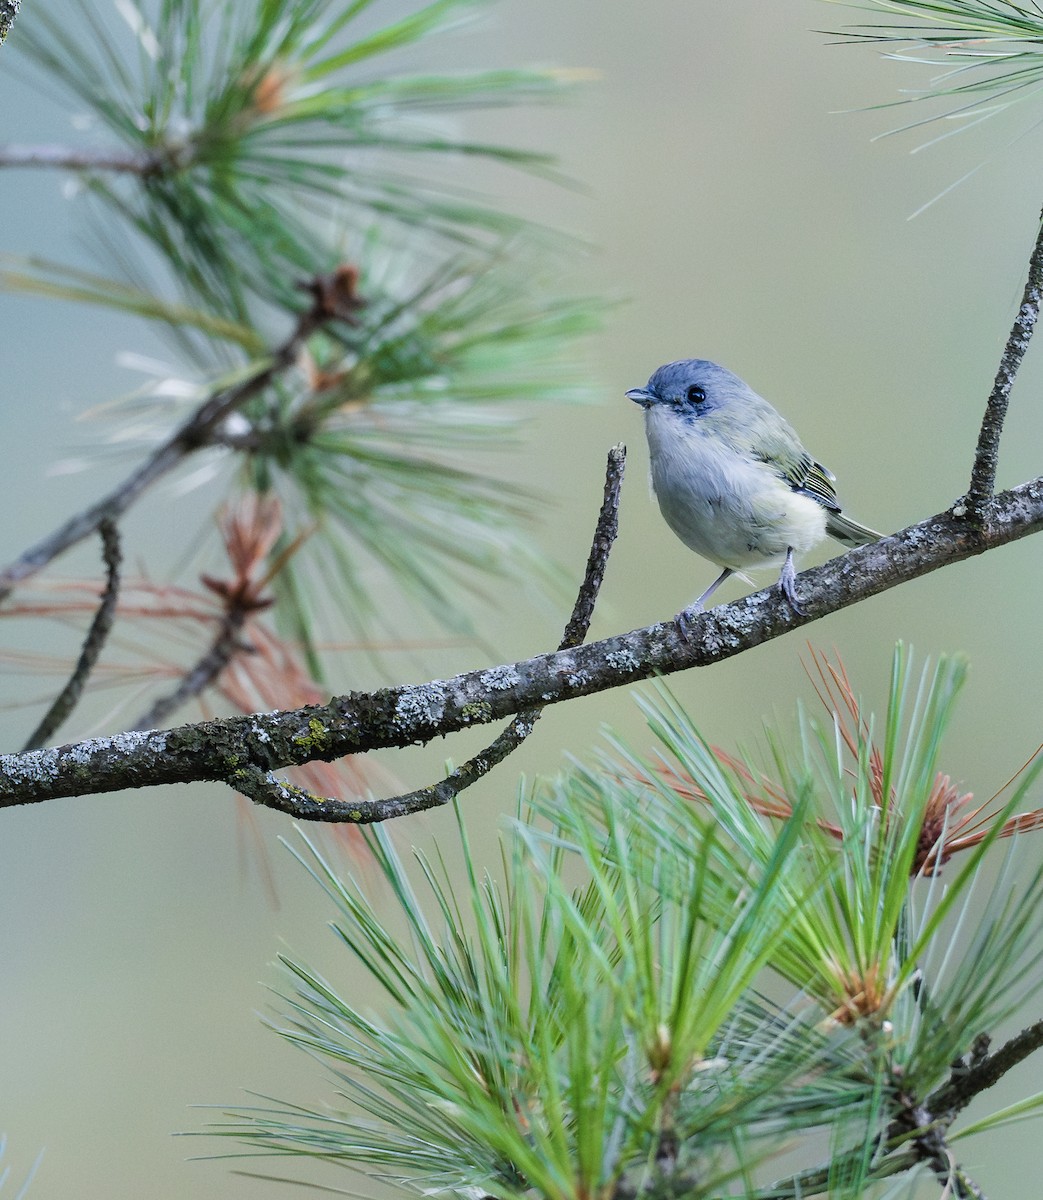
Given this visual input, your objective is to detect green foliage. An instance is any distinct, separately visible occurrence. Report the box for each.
[206,648,1043,1197]
[212,808,856,1198]
[14,0,574,321]
[624,649,1043,1096]
[0,256,267,351]
[630,652,973,1027]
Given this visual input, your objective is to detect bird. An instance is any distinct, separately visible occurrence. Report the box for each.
[627,358,881,617]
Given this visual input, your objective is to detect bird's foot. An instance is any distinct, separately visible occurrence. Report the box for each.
[675,603,705,641]
[673,567,735,640]
[778,547,806,615]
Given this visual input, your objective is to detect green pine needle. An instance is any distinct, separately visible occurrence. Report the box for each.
[13,0,580,321]
[823,1,1043,136]
[206,800,874,1195]
[197,647,1043,1196]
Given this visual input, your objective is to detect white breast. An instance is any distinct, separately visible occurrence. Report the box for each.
[643,406,827,571]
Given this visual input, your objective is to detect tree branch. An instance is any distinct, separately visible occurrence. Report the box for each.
[870,1020,1043,1198]
[930,1020,1043,1120]
[888,1096,984,1200]
[233,443,626,820]
[1,476,1041,812]
[0,265,363,602]
[21,518,122,752]
[966,209,1043,514]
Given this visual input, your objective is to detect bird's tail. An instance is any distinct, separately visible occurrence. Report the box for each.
[826,511,882,548]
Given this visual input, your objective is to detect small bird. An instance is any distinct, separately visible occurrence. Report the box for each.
[627,358,881,616]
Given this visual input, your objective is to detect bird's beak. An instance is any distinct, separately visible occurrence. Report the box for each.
[626,387,654,408]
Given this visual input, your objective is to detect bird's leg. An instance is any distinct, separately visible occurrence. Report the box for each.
[676,567,733,637]
[777,547,806,615]
[692,567,734,611]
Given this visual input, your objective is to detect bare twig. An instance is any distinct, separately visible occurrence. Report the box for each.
[1,476,1042,812]
[0,265,363,603]
[966,210,1043,515]
[0,144,167,172]
[0,0,19,45]
[21,519,122,752]
[929,1018,1043,1120]
[129,494,295,730]
[130,606,250,733]
[235,443,627,820]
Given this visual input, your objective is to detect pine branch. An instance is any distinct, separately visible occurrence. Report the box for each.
[1,476,1041,813]
[930,1019,1043,1118]
[767,1020,1043,1199]
[0,265,363,602]
[889,1097,984,1200]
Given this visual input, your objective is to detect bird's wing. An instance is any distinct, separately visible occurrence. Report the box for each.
[750,413,882,545]
[789,457,842,513]
[767,446,883,545]
[751,421,842,514]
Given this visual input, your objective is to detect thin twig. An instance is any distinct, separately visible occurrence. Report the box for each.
[0,266,363,603]
[761,1103,974,1200]
[0,0,19,45]
[966,209,1043,515]
[929,1018,1043,1119]
[233,444,627,820]
[0,144,166,173]
[130,607,249,733]
[131,495,293,730]
[759,1150,916,1200]
[21,519,122,751]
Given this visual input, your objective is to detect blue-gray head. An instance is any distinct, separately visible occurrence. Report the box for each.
[626,359,751,420]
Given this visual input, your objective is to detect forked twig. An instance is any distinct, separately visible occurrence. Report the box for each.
[231,444,627,822]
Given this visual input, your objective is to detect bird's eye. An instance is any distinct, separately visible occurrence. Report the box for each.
[684,384,707,404]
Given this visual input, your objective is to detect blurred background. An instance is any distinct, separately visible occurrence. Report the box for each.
[2,1,1043,1195]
